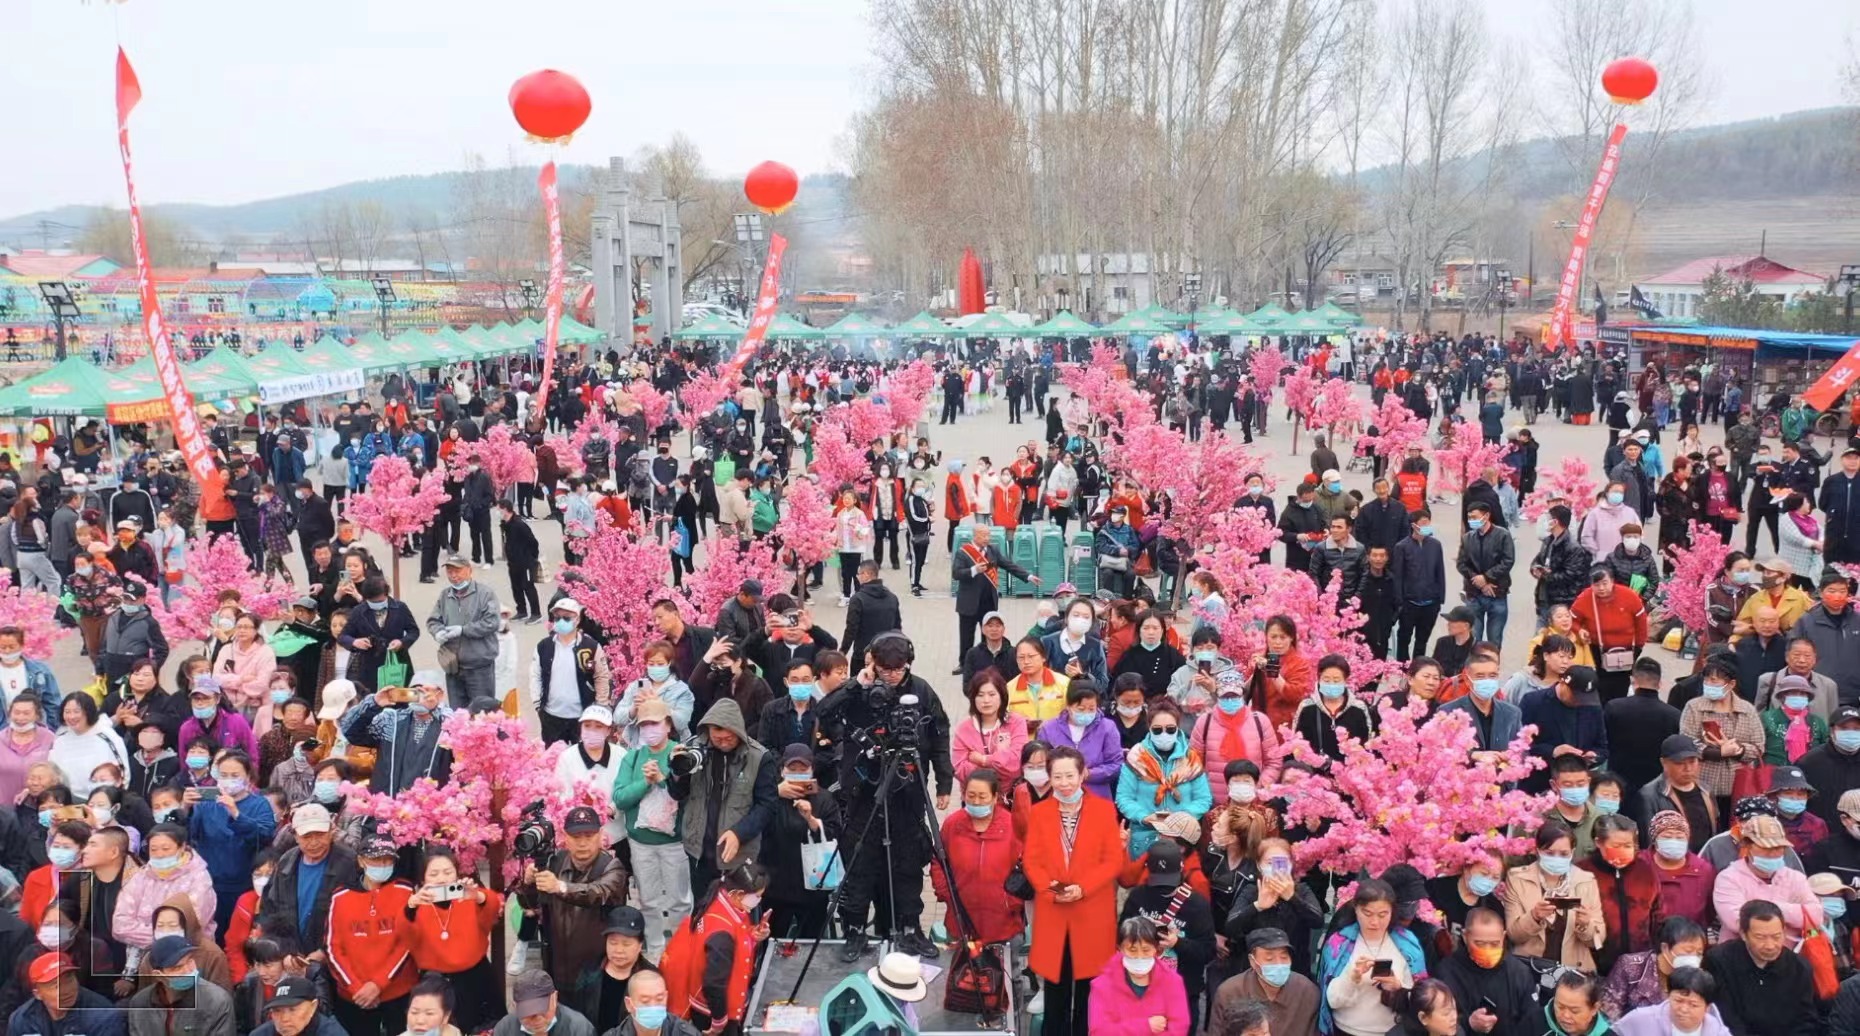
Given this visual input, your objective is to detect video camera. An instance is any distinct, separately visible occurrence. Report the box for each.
[512,801,555,868]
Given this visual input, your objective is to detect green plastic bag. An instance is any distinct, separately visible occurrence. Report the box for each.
[713,455,736,486]
[378,657,411,689]
[269,629,319,658]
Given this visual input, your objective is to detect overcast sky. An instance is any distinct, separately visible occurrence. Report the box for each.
[2,0,1854,220]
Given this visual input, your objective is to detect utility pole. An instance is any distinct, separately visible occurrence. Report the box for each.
[1840,265,1860,335]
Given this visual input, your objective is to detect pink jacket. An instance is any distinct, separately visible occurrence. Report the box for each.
[213,640,277,712]
[112,849,218,947]
[1189,706,1281,806]
[1711,859,1823,942]
[1087,954,1190,1036]
[951,714,1029,786]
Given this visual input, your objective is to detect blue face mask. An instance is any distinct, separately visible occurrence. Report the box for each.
[368,600,389,612]
[1594,797,1621,816]
[314,779,341,803]
[1467,518,1484,531]
[1217,696,1244,715]
[163,973,197,992]
[191,705,216,722]
[1559,786,1590,808]
[1317,681,1347,700]
[1779,797,1809,817]
[1056,788,1084,805]
[1750,853,1785,875]
[37,808,53,828]
[153,807,178,824]
[1327,480,1342,493]
[553,618,576,635]
[1259,962,1293,987]
[149,853,182,873]
[1824,897,1849,921]
[1837,730,1860,753]
[1702,683,1727,701]
[1538,853,1572,877]
[1467,873,1500,897]
[1471,678,1500,701]
[788,683,816,701]
[365,864,396,884]
[48,846,78,869]
[784,770,813,784]
[269,689,292,706]
[1194,649,1218,662]
[1418,525,1435,538]
[1607,491,1624,505]
[634,1006,669,1031]
[1656,837,1689,860]
[646,664,672,683]
[1150,731,1178,751]
[1070,711,1094,729]
[1783,695,1812,712]
[964,803,994,819]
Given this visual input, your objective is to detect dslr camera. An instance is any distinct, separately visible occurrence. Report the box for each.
[512,801,556,867]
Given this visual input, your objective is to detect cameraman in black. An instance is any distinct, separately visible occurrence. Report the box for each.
[814,632,954,963]
[518,806,629,977]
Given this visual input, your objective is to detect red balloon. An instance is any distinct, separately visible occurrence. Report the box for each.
[1601,57,1658,105]
[508,70,591,142]
[744,161,799,214]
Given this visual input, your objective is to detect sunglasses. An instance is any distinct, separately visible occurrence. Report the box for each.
[1150,725,1179,736]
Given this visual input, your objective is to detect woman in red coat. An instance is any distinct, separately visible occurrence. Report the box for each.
[1023,745,1124,1036]
[931,770,1025,946]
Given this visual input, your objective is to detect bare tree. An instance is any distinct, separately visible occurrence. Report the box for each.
[75,206,200,267]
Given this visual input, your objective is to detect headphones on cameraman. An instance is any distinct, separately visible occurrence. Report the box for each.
[866,631,915,667]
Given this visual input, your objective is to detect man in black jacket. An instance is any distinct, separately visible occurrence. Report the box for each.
[950,523,1037,669]
[1530,505,1592,629]
[1434,909,1537,1036]
[227,455,265,570]
[292,479,335,577]
[259,804,361,953]
[739,596,838,682]
[1457,502,1515,650]
[1278,482,1326,575]
[842,561,901,665]
[460,453,496,565]
[1460,466,1509,530]
[1605,658,1680,799]
[497,499,541,623]
[337,577,421,694]
[1392,508,1447,663]
[1356,545,1399,661]
[1309,515,1367,601]
[1704,901,1821,1036]
[1355,479,1409,552]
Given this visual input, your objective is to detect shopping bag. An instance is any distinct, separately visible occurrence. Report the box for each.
[377,657,411,690]
[670,520,693,560]
[799,828,845,891]
[1731,761,1773,803]
[944,939,1009,1016]
[636,785,679,836]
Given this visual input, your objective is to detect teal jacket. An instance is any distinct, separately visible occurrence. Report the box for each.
[610,740,681,845]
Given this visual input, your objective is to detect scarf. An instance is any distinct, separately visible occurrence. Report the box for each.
[1782,700,1814,762]
[1126,740,1205,806]
[1790,510,1821,540]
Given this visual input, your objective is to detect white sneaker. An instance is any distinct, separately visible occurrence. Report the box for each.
[1027,991,1044,1016]
[838,595,850,607]
[505,940,528,975]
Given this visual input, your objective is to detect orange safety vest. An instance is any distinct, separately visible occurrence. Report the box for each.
[945,473,971,520]
[662,895,758,1023]
[1396,471,1428,513]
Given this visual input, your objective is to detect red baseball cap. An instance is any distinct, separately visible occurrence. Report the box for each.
[28,953,73,985]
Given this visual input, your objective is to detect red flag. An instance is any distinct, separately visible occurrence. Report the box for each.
[1804,339,1860,412]
[114,48,142,128]
[532,160,566,416]
[1548,122,1628,350]
[724,233,789,373]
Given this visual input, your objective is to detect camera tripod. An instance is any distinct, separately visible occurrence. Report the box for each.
[782,733,972,1004]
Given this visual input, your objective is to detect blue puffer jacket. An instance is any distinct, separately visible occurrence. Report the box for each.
[1115,734,1211,858]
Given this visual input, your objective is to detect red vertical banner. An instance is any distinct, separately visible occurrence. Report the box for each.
[1549,122,1629,351]
[115,48,215,482]
[531,160,567,417]
[724,232,789,373]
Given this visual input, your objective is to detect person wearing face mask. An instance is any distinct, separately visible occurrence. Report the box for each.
[1042,599,1110,689]
[1025,747,1125,1036]
[603,970,699,1036]
[340,577,421,697]
[1423,850,1507,940]
[341,674,454,797]
[1760,677,1831,768]
[931,768,1025,950]
[184,750,276,933]
[1191,670,1282,808]
[113,823,217,962]
[1541,757,1603,857]
[530,599,612,748]
[424,556,502,710]
[657,865,770,1036]
[1117,699,1212,858]
[1093,504,1143,599]
[1044,683,1122,801]
[1599,916,1712,1023]
[1291,656,1376,766]
[1393,508,1449,665]
[1213,927,1318,1036]
[1713,814,1824,944]
[1602,522,1661,600]
[1433,908,1537,1036]
[1279,481,1328,575]
[1678,658,1761,820]
[124,933,237,1036]
[1503,820,1604,973]
[554,705,624,844]
[1115,840,1215,1034]
[615,641,697,748]
[1734,559,1813,636]
[1579,816,1662,975]
[608,699,691,960]
[325,836,415,1036]
[1113,612,1187,702]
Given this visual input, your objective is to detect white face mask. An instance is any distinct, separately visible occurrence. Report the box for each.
[1066,615,1091,637]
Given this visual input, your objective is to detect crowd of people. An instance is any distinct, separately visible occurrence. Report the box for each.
[7,325,1860,1036]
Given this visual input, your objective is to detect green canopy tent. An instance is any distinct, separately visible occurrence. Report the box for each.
[1099,310,1172,336]
[672,313,744,341]
[1031,311,1097,337]
[891,311,957,338]
[1188,304,1239,327]
[1197,312,1270,337]
[766,314,826,340]
[1278,311,1349,336]
[949,311,1029,338]
[245,343,314,380]
[1311,301,1361,327]
[185,346,268,397]
[556,316,605,345]
[1132,303,1190,329]
[510,319,545,341]
[0,358,131,417]
[823,313,892,338]
[468,325,531,358]
[1242,303,1293,326]
[294,336,361,374]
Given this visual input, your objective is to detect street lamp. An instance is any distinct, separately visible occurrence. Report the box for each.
[732,214,766,316]
[370,276,396,337]
[518,278,541,319]
[38,281,80,361]
[1494,267,1513,343]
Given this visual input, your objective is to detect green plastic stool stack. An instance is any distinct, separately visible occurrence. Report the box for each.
[1068,528,1097,595]
[1009,524,1039,597]
[1037,522,1067,588]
